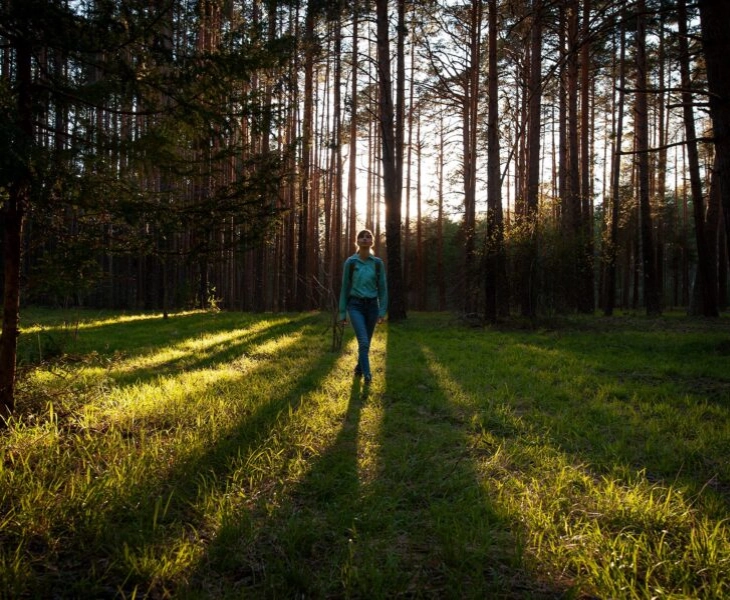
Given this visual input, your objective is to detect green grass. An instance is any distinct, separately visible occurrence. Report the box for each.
[2,308,729,598]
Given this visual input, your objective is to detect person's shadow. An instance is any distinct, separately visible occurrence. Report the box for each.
[177,323,568,598]
[176,356,371,596]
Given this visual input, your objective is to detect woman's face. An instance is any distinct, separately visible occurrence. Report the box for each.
[357,231,373,248]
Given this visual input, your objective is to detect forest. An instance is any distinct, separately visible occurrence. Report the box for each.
[2,0,730,415]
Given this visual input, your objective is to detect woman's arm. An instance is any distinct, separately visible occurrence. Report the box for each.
[338,259,351,322]
[377,259,388,319]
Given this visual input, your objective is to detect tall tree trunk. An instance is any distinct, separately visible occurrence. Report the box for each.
[347,0,359,250]
[634,0,661,315]
[282,7,299,312]
[719,201,728,310]
[416,111,425,310]
[395,0,407,312]
[566,0,581,310]
[706,159,723,307]
[404,4,413,308]
[376,0,406,321]
[0,35,32,421]
[578,0,594,313]
[485,0,508,322]
[461,0,482,315]
[395,0,406,192]
[521,0,543,318]
[698,0,730,261]
[297,3,316,310]
[331,10,343,297]
[681,161,690,306]
[655,9,668,312]
[558,5,568,222]
[604,21,626,317]
[437,112,447,311]
[678,0,718,316]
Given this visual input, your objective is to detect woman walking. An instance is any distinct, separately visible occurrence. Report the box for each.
[338,229,388,384]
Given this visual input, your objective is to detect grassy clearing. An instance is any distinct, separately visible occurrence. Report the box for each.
[1,309,729,598]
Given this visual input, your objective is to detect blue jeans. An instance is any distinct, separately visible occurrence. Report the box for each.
[347,297,379,379]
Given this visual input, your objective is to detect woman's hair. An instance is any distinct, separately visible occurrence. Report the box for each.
[356,229,375,254]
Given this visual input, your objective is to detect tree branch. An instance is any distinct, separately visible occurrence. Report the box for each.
[618,137,714,155]
[618,85,716,98]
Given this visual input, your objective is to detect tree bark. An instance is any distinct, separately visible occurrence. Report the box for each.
[461,0,482,315]
[566,0,581,311]
[437,113,447,311]
[558,4,568,223]
[578,0,594,313]
[634,0,661,315]
[416,111,426,310]
[604,21,626,317]
[376,0,406,321]
[0,36,32,421]
[331,11,343,296]
[698,0,730,262]
[297,2,316,310]
[485,0,508,322]
[678,0,718,316]
[348,0,359,251]
[521,0,543,318]
[655,10,668,311]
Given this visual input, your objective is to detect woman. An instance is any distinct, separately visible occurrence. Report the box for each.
[338,229,388,384]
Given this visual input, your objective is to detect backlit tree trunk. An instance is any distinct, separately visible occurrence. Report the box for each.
[521,0,543,318]
[347,0,359,252]
[376,0,406,321]
[678,0,717,316]
[462,0,482,315]
[634,0,661,315]
[297,2,316,310]
[566,0,581,310]
[578,0,594,313]
[0,35,32,421]
[485,0,508,322]
[698,0,730,261]
[604,21,626,317]
[329,9,344,296]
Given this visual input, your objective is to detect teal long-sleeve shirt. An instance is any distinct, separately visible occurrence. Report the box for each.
[338,254,388,321]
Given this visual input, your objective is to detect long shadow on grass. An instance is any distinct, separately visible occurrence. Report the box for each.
[179,323,517,599]
[28,316,342,598]
[104,313,321,389]
[411,319,730,596]
[486,327,730,507]
[20,310,317,372]
[20,310,244,360]
[178,371,371,598]
[367,323,567,599]
[22,312,324,398]
[543,325,730,410]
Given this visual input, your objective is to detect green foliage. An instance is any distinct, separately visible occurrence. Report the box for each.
[3,0,296,310]
[2,309,729,598]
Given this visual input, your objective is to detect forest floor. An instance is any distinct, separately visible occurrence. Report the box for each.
[2,308,729,599]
